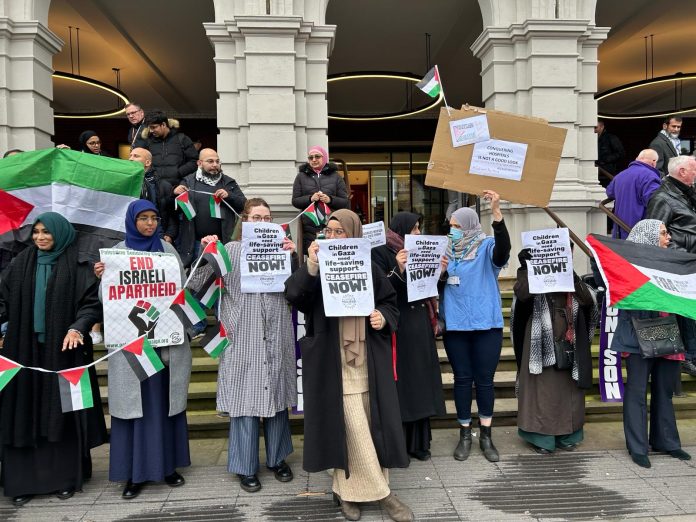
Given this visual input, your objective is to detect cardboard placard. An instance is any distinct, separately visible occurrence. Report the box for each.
[424,106,567,207]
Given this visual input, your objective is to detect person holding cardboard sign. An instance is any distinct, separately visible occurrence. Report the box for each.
[439,190,510,463]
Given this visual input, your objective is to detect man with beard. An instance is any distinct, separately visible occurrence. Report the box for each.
[649,116,684,178]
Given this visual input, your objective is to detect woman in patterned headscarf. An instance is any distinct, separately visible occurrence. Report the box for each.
[610,219,693,468]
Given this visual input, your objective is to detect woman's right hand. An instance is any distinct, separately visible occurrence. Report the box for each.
[94,262,105,279]
[395,249,408,273]
[308,241,320,263]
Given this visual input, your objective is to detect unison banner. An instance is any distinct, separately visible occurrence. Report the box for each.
[100,249,184,349]
[404,234,447,302]
[598,300,624,402]
[240,222,291,293]
[317,238,374,317]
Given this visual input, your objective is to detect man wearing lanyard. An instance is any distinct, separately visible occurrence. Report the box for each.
[126,103,146,149]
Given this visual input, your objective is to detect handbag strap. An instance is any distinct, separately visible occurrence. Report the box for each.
[565,293,574,342]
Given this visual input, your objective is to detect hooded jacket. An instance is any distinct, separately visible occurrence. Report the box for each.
[139,119,198,186]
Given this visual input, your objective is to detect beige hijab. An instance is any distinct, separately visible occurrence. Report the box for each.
[330,209,367,367]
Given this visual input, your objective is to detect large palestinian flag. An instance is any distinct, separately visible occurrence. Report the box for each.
[0,148,144,255]
[586,234,696,320]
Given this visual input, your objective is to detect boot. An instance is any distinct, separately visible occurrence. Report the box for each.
[453,425,472,461]
[379,493,414,522]
[334,493,361,521]
[479,424,500,462]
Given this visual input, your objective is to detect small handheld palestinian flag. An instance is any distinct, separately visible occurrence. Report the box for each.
[302,202,321,227]
[586,234,696,320]
[0,355,21,392]
[121,336,164,381]
[416,65,441,98]
[171,289,207,328]
[195,273,224,309]
[58,367,94,412]
[201,323,230,358]
[202,240,232,277]
[316,201,331,225]
[281,223,292,240]
[175,191,196,220]
[209,194,222,219]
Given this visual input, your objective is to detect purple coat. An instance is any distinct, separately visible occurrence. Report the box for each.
[606,161,661,239]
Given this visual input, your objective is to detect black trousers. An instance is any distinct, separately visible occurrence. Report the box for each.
[623,354,681,455]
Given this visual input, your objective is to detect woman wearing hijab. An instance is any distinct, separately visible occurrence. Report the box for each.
[371,212,446,461]
[189,198,298,494]
[291,145,350,255]
[439,190,510,463]
[512,247,598,454]
[285,209,413,522]
[94,200,192,499]
[78,130,108,156]
[0,213,106,506]
[608,219,693,468]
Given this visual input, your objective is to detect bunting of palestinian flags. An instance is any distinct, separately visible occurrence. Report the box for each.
[202,240,232,277]
[586,234,696,320]
[121,336,164,381]
[209,194,222,219]
[175,191,196,220]
[58,367,94,412]
[171,288,207,328]
[195,274,224,309]
[0,355,21,392]
[201,323,230,359]
[302,201,332,227]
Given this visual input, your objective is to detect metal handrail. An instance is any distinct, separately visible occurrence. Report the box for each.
[598,197,632,235]
[598,165,615,182]
[542,207,593,258]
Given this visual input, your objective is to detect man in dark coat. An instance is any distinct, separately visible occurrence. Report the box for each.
[125,102,145,150]
[173,148,246,267]
[649,115,683,178]
[595,120,625,187]
[139,111,198,186]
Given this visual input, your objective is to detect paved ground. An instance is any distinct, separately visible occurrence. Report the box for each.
[2,421,696,521]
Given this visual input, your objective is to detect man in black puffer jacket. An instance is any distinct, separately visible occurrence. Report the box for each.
[292,146,349,254]
[139,111,198,186]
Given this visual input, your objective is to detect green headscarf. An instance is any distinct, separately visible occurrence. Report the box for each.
[33,212,77,341]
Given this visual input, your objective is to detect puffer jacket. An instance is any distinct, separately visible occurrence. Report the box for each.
[291,162,349,252]
[139,119,198,186]
[646,176,696,253]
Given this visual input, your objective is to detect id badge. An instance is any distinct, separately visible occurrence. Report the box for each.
[447,275,460,286]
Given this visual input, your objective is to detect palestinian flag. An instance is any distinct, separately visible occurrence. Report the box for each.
[302,202,322,226]
[58,367,94,412]
[416,66,442,98]
[202,240,232,277]
[171,289,207,328]
[0,148,143,253]
[121,336,164,381]
[209,194,222,219]
[281,223,292,240]
[316,201,331,224]
[586,234,696,320]
[175,191,196,220]
[195,274,224,309]
[0,355,21,392]
[201,323,230,358]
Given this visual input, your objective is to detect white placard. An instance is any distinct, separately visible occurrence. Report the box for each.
[100,249,184,349]
[449,114,490,148]
[317,238,374,317]
[363,221,386,248]
[470,139,528,181]
[240,222,291,293]
[404,234,448,302]
[521,228,575,294]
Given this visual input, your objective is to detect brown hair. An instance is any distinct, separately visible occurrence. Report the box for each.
[241,198,271,222]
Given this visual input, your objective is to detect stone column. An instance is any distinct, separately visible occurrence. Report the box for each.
[205,0,335,219]
[0,0,63,152]
[471,0,608,273]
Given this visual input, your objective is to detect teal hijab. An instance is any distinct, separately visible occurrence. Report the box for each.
[33,212,77,341]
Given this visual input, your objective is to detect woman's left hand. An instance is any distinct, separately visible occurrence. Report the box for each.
[282,237,296,254]
[62,330,84,351]
[319,193,331,204]
[369,309,385,330]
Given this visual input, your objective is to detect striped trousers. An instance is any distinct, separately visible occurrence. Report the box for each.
[227,409,293,475]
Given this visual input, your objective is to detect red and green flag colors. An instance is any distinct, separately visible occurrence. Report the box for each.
[58,367,94,412]
[121,336,164,381]
[0,355,21,392]
[302,202,332,227]
[416,66,441,98]
[586,234,696,320]
[209,194,222,219]
[281,223,292,240]
[175,191,196,220]
[201,323,230,359]
[203,240,232,277]
[195,274,224,309]
[171,289,207,328]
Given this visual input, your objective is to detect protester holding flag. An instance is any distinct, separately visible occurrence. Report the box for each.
[285,209,413,522]
[606,219,693,468]
[189,198,298,494]
[0,212,106,506]
[439,191,510,463]
[371,212,446,461]
[512,248,598,454]
[94,200,192,499]
[292,145,349,255]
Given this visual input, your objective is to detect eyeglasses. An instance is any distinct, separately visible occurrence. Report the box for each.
[323,227,345,236]
[136,216,161,223]
[249,215,272,222]
[307,155,322,160]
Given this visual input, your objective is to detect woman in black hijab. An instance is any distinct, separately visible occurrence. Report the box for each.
[78,130,108,156]
[372,213,446,461]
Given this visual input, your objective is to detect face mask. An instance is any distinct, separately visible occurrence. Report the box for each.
[449,227,464,241]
